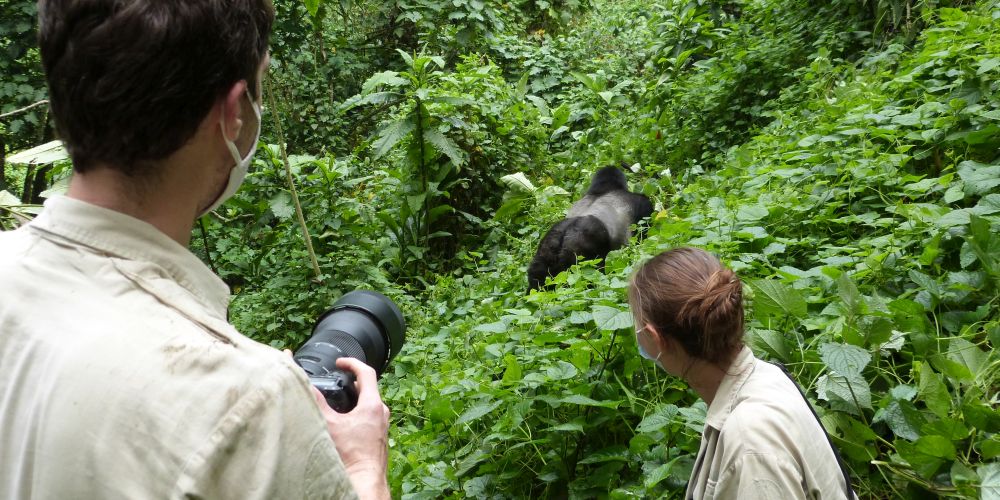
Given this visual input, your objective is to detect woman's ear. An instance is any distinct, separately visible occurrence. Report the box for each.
[645,324,670,353]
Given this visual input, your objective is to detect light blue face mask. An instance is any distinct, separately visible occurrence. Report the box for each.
[635,326,663,368]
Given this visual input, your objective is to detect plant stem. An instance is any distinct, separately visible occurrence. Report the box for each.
[264,75,323,281]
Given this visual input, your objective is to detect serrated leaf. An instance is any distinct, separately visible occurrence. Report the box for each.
[817,372,872,415]
[749,279,807,318]
[637,404,679,434]
[592,305,632,331]
[372,118,416,158]
[424,128,465,167]
[269,192,295,219]
[820,343,871,377]
[747,328,789,361]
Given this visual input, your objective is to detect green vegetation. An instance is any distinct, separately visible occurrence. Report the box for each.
[3,0,999,497]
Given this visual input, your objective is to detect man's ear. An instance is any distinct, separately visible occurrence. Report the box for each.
[220,80,248,142]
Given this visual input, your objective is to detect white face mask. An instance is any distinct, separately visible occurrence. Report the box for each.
[201,88,261,216]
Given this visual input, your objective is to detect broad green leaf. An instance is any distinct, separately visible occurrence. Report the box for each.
[873,399,925,441]
[746,328,789,361]
[578,445,628,464]
[837,274,864,317]
[915,435,957,459]
[951,461,979,489]
[455,400,503,425]
[948,337,988,379]
[568,310,593,325]
[592,305,632,331]
[918,365,952,419]
[923,419,970,441]
[501,355,522,385]
[736,204,769,221]
[977,57,1000,75]
[550,422,584,432]
[499,172,536,193]
[360,71,409,94]
[372,118,416,158]
[474,321,507,333]
[976,462,1000,500]
[545,361,578,380]
[749,279,807,318]
[957,161,1000,195]
[644,457,681,488]
[819,342,871,377]
[896,438,947,479]
[560,394,621,408]
[302,0,319,17]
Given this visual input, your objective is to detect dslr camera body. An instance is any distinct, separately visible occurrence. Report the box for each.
[294,290,405,413]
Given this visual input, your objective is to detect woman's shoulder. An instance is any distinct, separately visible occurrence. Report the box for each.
[721,361,826,444]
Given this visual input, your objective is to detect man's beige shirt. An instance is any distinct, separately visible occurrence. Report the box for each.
[686,346,854,499]
[0,196,357,499]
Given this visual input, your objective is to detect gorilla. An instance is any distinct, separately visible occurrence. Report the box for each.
[528,166,654,291]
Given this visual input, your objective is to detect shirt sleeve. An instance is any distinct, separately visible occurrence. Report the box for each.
[712,452,808,500]
[172,362,358,500]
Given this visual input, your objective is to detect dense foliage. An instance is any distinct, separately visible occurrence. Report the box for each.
[2,0,998,498]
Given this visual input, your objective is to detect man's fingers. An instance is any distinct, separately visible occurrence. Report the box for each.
[334,357,381,407]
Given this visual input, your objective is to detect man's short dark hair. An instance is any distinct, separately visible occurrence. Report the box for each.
[38,0,275,174]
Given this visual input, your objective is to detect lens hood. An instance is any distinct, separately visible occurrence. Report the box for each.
[313,290,406,372]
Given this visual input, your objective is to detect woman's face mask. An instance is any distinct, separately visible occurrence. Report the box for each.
[201,88,261,216]
[635,325,665,370]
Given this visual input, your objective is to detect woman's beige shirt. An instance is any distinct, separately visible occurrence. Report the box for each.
[686,346,855,499]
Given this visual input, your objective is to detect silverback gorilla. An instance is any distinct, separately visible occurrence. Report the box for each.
[528,166,654,291]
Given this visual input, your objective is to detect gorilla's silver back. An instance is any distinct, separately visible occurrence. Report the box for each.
[567,193,633,248]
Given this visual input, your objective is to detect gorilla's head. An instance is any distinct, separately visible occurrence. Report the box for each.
[586,166,629,196]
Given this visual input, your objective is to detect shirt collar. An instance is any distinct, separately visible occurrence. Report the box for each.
[704,345,757,431]
[29,195,230,316]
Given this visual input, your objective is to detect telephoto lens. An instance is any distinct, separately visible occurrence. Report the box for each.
[293,290,406,413]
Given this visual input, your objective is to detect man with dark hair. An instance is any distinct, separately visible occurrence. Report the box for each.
[0,1,389,498]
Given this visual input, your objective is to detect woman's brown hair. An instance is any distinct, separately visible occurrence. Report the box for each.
[628,247,744,365]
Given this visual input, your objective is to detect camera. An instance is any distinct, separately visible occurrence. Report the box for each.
[294,290,406,413]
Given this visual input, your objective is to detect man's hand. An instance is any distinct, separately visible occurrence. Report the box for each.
[310,358,390,500]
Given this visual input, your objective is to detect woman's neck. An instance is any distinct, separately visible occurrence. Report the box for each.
[684,357,734,406]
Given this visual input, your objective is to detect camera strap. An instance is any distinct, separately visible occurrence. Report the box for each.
[770,361,855,499]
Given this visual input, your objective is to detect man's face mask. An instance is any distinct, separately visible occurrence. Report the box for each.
[202,88,261,216]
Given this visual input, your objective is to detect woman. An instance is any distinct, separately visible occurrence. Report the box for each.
[629,247,855,499]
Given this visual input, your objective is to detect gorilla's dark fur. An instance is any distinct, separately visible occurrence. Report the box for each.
[528,166,654,290]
